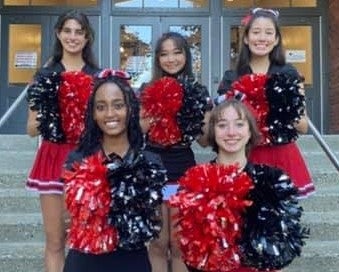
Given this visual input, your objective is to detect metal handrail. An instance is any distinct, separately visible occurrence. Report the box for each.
[307,117,339,172]
[0,84,29,130]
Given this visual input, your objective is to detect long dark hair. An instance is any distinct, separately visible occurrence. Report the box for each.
[51,10,98,69]
[77,73,143,157]
[152,31,193,81]
[236,9,285,76]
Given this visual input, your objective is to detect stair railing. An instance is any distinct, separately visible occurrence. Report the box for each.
[307,117,339,172]
[0,84,29,130]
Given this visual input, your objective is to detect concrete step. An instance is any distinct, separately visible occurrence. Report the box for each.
[0,188,40,213]
[302,211,339,241]
[0,213,43,243]
[297,135,339,153]
[300,184,339,212]
[285,241,339,272]
[0,135,37,151]
[0,150,35,175]
[0,242,43,272]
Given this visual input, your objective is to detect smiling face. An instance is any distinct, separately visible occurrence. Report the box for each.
[56,19,88,56]
[158,38,187,75]
[214,105,251,157]
[93,82,128,141]
[244,17,279,58]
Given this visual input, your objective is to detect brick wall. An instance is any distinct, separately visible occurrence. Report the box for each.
[329,0,339,133]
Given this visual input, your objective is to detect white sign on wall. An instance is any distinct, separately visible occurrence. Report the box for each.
[285,50,306,63]
[14,51,38,68]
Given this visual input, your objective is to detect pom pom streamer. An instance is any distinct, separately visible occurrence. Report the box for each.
[140,77,183,146]
[63,152,118,254]
[58,71,93,144]
[265,73,306,144]
[107,150,167,250]
[240,164,309,270]
[177,78,211,144]
[227,74,270,145]
[169,164,254,272]
[26,71,64,142]
[223,73,305,145]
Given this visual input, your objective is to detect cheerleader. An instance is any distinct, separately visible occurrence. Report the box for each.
[62,69,167,272]
[25,10,100,272]
[217,8,315,198]
[170,99,308,272]
[139,32,212,272]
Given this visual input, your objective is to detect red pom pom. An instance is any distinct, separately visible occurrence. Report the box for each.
[169,163,254,271]
[227,74,270,145]
[58,71,93,144]
[140,77,184,146]
[63,152,118,254]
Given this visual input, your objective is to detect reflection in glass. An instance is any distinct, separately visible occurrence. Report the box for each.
[169,25,202,82]
[120,25,152,89]
[5,0,97,5]
[181,0,208,8]
[114,0,142,7]
[113,0,208,8]
[223,0,316,8]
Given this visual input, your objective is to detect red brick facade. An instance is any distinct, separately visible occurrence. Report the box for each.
[329,0,339,133]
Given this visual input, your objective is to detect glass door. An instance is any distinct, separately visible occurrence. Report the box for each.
[0,15,50,134]
[111,17,210,90]
[222,16,322,131]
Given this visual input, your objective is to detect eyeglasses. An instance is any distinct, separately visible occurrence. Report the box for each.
[96,69,131,80]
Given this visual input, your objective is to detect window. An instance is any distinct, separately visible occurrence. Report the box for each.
[223,0,317,8]
[4,0,97,6]
[113,0,208,8]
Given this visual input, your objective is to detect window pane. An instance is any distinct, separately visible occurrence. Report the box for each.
[120,25,152,88]
[292,0,316,7]
[180,0,209,8]
[224,0,252,8]
[282,26,313,85]
[255,0,289,7]
[5,0,97,6]
[114,0,142,7]
[169,25,202,82]
[113,0,208,8]
[4,0,29,4]
[224,0,317,8]
[8,24,41,84]
[144,0,178,8]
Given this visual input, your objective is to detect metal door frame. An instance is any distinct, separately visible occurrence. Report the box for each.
[111,16,210,89]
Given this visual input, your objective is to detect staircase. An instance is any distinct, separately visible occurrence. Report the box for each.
[0,135,338,272]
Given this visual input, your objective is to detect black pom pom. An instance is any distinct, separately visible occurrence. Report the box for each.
[240,164,309,270]
[27,71,64,142]
[106,150,167,250]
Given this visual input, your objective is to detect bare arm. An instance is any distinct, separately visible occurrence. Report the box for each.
[26,108,40,137]
[294,82,308,134]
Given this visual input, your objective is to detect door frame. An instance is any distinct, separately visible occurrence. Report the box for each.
[222,15,323,131]
[0,15,51,134]
[111,16,210,89]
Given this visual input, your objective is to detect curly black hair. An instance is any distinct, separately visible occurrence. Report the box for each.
[76,74,143,157]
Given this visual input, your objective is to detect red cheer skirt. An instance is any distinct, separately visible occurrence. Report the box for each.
[26,139,76,194]
[249,142,315,198]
